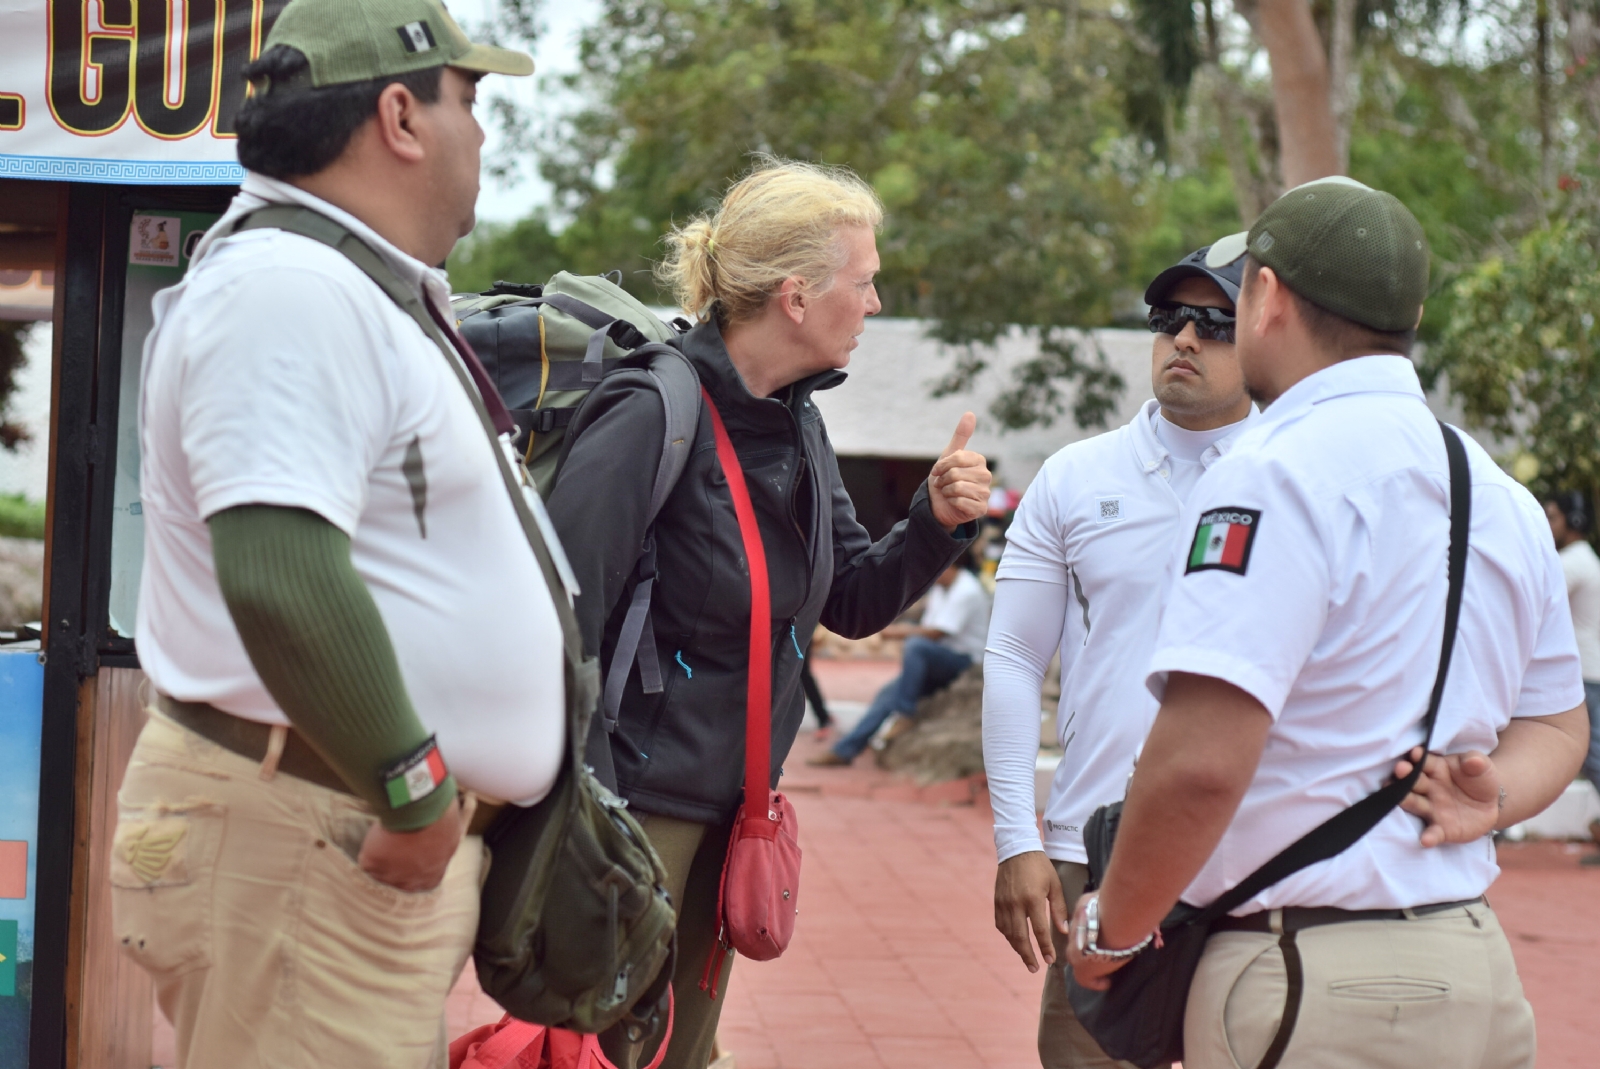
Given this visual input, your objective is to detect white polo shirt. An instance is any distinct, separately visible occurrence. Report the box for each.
[137,174,567,807]
[985,399,1260,864]
[922,568,991,662]
[1559,539,1600,681]
[1148,356,1584,912]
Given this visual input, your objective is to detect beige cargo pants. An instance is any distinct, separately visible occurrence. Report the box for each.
[111,710,484,1069]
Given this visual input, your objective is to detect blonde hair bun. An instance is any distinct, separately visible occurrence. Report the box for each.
[658,156,884,325]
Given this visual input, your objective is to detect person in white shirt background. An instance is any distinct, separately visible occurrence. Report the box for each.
[983,242,1258,1068]
[809,549,991,765]
[1544,491,1600,859]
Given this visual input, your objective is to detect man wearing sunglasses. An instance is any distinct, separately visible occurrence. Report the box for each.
[983,244,1259,1067]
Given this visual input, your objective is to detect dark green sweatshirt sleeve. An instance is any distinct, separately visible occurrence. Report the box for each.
[208,504,455,831]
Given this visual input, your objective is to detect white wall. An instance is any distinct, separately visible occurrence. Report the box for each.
[810,319,1157,492]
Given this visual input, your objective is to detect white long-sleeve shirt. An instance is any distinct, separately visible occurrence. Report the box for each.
[983,399,1258,864]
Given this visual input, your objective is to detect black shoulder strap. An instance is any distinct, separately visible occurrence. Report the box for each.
[1199,420,1472,922]
[230,205,597,751]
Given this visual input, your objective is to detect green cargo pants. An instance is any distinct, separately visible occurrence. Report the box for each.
[600,813,734,1069]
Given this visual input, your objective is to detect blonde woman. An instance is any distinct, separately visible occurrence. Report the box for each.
[546,158,992,1068]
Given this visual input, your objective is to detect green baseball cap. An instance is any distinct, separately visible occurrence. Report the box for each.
[1206,177,1430,332]
[263,0,533,91]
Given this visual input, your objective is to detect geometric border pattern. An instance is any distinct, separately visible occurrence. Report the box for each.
[0,154,243,185]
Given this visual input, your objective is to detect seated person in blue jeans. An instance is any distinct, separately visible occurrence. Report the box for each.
[809,552,992,766]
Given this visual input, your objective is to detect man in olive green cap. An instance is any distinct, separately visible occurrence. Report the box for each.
[1063,177,1588,1069]
[115,2,560,1066]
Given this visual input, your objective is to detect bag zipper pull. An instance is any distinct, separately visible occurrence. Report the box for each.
[790,621,805,660]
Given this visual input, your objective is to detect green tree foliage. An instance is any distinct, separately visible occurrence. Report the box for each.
[460,0,1250,429]
[461,0,1580,433]
[1426,221,1600,515]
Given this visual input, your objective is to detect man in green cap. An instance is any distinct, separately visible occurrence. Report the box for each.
[1062,178,1589,1068]
[114,2,552,1066]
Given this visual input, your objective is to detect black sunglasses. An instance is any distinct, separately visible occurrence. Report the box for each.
[1147,304,1237,343]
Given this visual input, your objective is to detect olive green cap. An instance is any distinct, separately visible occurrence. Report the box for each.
[1238,177,1429,332]
[263,0,532,91]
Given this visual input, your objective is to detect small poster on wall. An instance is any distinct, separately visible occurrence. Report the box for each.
[0,652,44,1067]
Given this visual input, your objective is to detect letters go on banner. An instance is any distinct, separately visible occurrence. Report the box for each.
[0,0,289,185]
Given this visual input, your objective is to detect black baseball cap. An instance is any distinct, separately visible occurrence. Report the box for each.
[1143,242,1247,307]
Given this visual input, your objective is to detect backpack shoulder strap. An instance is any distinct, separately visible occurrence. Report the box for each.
[637,344,702,523]
[1198,420,1472,922]
[599,343,702,731]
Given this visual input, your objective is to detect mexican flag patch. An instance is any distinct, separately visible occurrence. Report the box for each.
[1186,507,1261,575]
[383,736,448,809]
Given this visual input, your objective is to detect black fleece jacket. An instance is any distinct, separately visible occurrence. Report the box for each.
[546,321,976,824]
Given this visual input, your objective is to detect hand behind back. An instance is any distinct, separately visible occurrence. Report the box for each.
[1394,746,1502,847]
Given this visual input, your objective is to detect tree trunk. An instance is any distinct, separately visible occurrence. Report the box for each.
[1328,0,1359,173]
[1537,0,1551,190]
[1254,0,1341,186]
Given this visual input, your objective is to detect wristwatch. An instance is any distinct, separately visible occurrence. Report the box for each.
[1075,894,1156,961]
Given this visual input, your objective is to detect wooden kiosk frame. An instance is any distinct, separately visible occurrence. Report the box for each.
[22,181,237,1069]
[2,2,281,1064]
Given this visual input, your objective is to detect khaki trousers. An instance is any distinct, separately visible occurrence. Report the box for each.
[112,711,484,1069]
[601,813,735,1069]
[1039,861,1158,1069]
[1184,900,1535,1069]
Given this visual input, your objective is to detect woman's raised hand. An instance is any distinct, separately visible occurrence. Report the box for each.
[928,412,993,532]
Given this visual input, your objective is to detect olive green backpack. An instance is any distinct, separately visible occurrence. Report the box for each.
[225,207,678,1040]
[452,274,690,496]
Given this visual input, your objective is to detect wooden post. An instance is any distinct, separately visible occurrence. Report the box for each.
[63,669,150,1069]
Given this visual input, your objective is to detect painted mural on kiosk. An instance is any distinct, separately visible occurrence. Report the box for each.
[0,0,287,183]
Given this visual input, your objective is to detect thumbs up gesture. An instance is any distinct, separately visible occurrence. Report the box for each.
[927,412,993,532]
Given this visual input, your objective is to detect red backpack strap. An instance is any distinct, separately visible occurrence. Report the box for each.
[701,388,773,826]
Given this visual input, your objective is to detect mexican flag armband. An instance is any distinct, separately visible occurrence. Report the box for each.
[383,736,449,808]
[1186,507,1261,576]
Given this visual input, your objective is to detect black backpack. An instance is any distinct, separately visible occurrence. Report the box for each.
[454,277,703,744]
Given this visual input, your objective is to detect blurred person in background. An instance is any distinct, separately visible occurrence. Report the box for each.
[808,548,991,767]
[1545,490,1600,861]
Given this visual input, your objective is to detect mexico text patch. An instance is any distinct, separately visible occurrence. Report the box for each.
[1186,507,1260,575]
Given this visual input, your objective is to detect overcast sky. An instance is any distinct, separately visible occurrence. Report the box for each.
[456,0,601,224]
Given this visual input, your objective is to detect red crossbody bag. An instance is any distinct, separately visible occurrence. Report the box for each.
[697,387,803,998]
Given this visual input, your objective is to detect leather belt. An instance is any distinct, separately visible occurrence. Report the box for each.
[156,694,507,835]
[1211,896,1485,934]
[156,694,354,796]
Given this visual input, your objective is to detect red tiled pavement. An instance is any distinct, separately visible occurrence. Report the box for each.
[712,738,1037,1069]
[1489,842,1600,1069]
